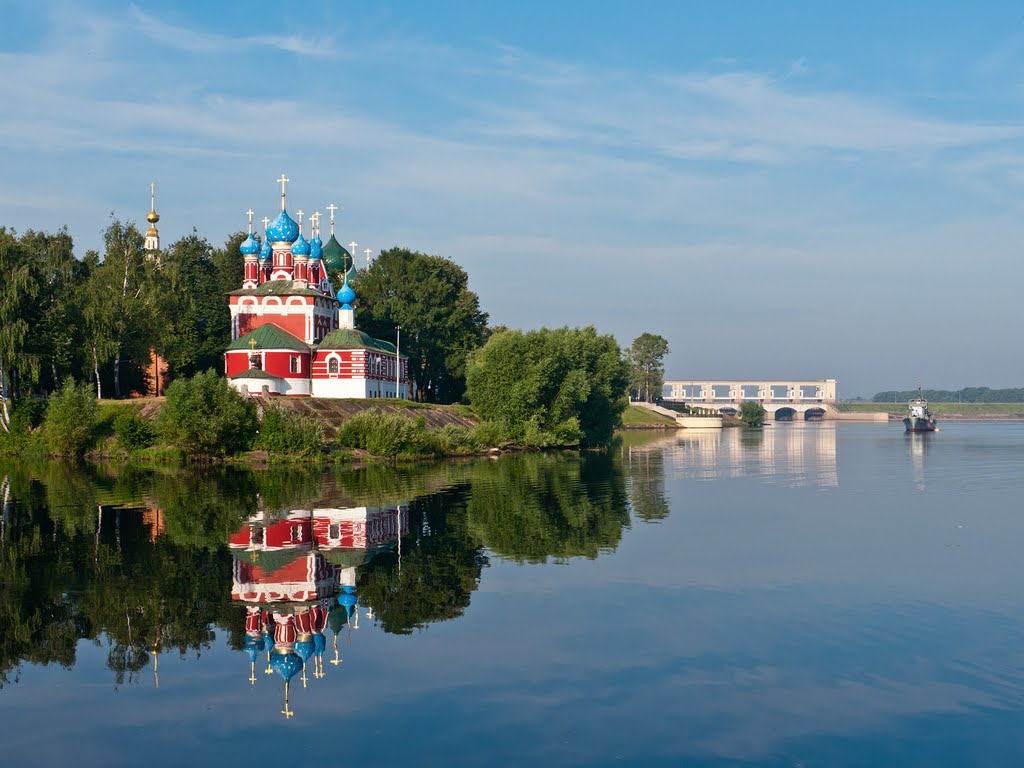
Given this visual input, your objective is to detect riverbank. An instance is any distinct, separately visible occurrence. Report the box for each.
[834,402,1024,422]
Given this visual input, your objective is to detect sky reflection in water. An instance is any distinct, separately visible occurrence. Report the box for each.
[3,423,1024,766]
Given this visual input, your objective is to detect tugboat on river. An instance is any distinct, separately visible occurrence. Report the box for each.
[904,388,938,433]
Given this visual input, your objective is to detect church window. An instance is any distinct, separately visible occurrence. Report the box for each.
[328,523,340,540]
[290,356,301,374]
[328,358,339,375]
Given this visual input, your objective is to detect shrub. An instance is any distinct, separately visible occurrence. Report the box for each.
[336,409,437,458]
[156,370,258,456]
[470,420,509,448]
[45,377,99,457]
[739,400,766,427]
[257,407,325,457]
[433,423,479,454]
[113,411,156,452]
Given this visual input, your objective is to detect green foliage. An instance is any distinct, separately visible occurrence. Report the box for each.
[626,332,670,402]
[354,247,489,403]
[464,452,631,563]
[256,406,325,457]
[739,400,766,427]
[356,488,488,634]
[336,409,439,458]
[44,377,99,457]
[112,410,155,452]
[466,326,630,448]
[156,370,258,456]
[470,420,510,447]
[154,232,241,380]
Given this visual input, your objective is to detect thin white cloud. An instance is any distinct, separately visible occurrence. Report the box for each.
[130,6,337,59]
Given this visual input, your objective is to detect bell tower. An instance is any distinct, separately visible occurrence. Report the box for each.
[145,181,161,256]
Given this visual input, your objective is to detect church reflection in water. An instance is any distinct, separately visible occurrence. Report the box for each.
[229,503,407,718]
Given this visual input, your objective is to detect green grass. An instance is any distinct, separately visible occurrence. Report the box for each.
[620,405,678,427]
[837,401,1024,415]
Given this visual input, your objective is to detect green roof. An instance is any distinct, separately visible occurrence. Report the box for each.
[232,547,305,572]
[228,280,335,298]
[229,368,282,380]
[227,324,310,352]
[318,328,397,354]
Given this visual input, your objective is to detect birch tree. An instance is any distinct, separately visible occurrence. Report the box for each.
[0,229,39,432]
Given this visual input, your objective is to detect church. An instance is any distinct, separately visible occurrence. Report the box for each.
[223,177,412,399]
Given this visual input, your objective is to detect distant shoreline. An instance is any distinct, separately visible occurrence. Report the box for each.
[833,402,1024,423]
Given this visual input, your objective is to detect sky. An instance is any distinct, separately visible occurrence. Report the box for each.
[3,1,1024,397]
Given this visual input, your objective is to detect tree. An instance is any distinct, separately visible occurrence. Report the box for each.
[354,247,488,403]
[155,232,232,379]
[739,400,766,427]
[83,219,159,398]
[20,228,86,393]
[627,333,670,402]
[156,370,258,456]
[44,377,98,457]
[0,229,38,431]
[466,326,630,448]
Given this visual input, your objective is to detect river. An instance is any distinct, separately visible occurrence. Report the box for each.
[2,422,1024,766]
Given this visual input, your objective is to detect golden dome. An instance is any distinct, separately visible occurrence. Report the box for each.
[147,209,160,224]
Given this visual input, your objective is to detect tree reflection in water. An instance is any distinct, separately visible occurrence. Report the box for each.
[0,447,658,713]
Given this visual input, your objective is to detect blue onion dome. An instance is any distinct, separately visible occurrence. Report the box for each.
[270,649,303,682]
[291,233,311,257]
[312,633,326,657]
[294,637,315,664]
[266,209,299,244]
[240,233,260,256]
[244,635,266,663]
[336,274,356,309]
[258,238,272,262]
[309,235,323,261]
[337,588,358,615]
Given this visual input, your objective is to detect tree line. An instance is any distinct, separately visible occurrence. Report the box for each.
[1,220,673,447]
[872,387,1024,403]
[0,222,246,422]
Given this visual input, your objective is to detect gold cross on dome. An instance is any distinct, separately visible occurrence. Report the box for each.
[249,338,258,352]
[277,174,289,209]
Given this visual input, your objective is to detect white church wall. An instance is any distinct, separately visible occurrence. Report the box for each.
[311,377,369,399]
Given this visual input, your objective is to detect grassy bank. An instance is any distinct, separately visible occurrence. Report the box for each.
[619,405,678,428]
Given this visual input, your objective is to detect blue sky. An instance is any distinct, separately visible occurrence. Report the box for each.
[3,1,1024,396]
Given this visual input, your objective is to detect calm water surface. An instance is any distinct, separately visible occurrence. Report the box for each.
[3,423,1024,766]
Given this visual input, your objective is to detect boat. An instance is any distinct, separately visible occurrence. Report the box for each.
[903,388,938,432]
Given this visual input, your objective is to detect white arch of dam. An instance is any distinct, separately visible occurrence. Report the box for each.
[662,378,838,419]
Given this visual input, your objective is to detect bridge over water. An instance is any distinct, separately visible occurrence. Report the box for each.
[662,379,838,420]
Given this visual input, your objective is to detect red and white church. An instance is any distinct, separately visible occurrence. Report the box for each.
[224,177,412,399]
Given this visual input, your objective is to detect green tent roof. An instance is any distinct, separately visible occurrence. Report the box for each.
[232,546,306,572]
[228,280,333,298]
[228,368,282,380]
[318,328,397,354]
[227,324,310,352]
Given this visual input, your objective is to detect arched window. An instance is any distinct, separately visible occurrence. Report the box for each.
[328,358,339,375]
